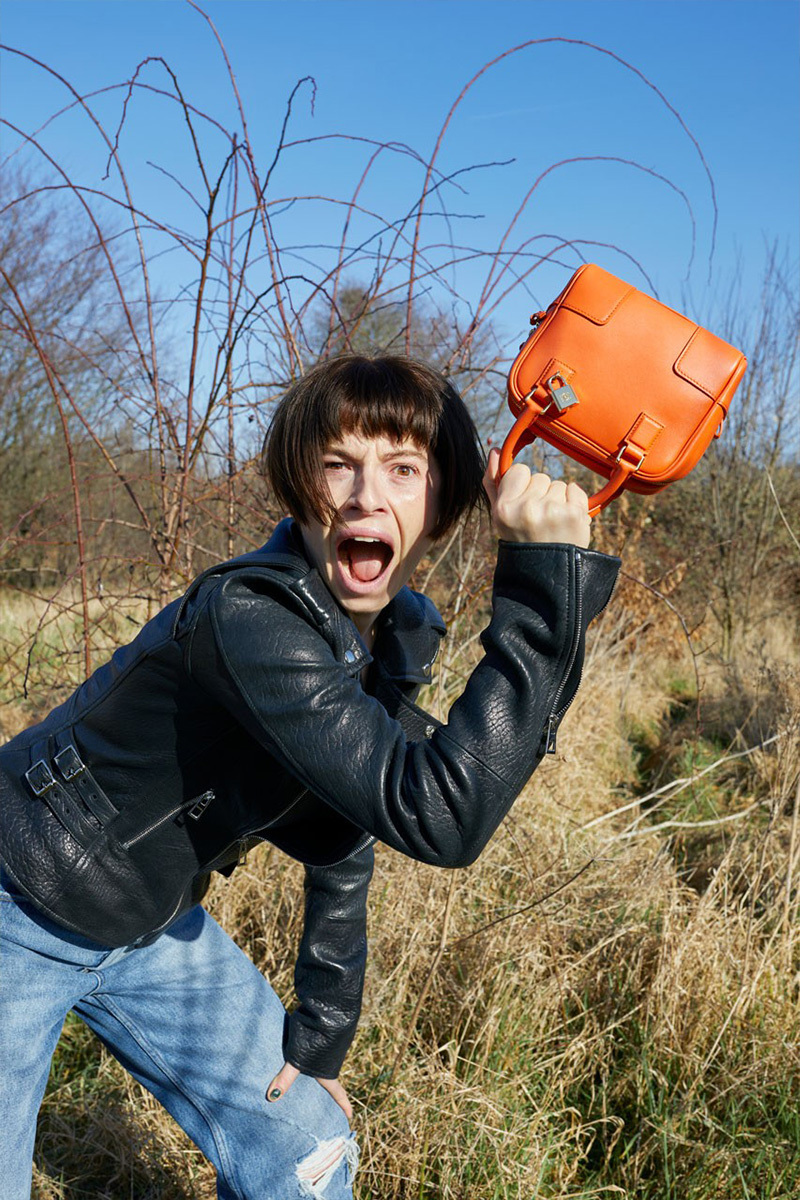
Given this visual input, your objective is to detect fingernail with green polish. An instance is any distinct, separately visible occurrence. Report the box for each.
[269,1087,282,1100]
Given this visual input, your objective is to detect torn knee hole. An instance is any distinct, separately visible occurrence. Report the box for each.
[296,1135,358,1196]
[297,1137,345,1184]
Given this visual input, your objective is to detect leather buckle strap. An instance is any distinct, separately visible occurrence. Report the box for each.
[24,737,118,831]
[25,759,56,796]
[54,744,86,781]
[24,740,100,843]
[615,443,646,470]
[53,736,119,824]
[587,444,645,516]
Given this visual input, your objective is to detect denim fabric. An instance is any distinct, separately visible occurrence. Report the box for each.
[0,870,357,1200]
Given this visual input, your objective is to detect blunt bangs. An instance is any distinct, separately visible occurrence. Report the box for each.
[263,355,486,539]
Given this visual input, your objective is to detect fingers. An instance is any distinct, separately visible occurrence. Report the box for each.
[266,1061,299,1103]
[542,478,567,504]
[318,1076,354,1122]
[266,1063,353,1123]
[504,466,550,504]
[566,480,590,513]
[482,447,500,504]
[484,443,592,546]
[492,472,592,547]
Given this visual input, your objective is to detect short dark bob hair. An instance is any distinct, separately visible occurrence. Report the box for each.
[263,355,486,540]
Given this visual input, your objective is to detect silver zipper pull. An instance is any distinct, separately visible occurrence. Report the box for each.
[188,790,214,820]
[544,718,558,755]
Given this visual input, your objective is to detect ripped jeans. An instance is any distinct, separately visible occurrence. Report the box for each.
[0,871,358,1200]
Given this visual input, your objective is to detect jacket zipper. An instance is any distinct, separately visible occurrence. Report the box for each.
[200,790,314,873]
[121,790,214,850]
[543,552,619,754]
[543,552,583,755]
[326,831,376,866]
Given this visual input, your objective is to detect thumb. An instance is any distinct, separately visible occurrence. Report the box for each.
[266,1061,300,1102]
[483,447,500,502]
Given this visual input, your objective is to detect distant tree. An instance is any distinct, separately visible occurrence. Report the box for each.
[0,21,727,689]
[0,169,138,581]
[639,246,800,657]
[307,281,506,440]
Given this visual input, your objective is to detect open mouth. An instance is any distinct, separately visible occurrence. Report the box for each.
[336,535,394,587]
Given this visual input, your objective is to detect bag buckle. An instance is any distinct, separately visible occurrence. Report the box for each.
[615,443,646,470]
[54,745,86,781]
[545,373,579,413]
[25,759,56,796]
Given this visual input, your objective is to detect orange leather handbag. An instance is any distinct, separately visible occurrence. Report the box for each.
[500,264,747,515]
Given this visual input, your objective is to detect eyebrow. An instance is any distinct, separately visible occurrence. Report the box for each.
[381,447,428,462]
[325,445,428,462]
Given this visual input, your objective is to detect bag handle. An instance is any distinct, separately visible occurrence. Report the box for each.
[498,393,654,517]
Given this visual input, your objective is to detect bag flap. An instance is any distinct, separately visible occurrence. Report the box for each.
[674,327,746,400]
[560,264,636,325]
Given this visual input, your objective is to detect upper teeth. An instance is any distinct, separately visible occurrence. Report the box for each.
[351,537,381,543]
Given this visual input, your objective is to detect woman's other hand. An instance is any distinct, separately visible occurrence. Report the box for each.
[483,448,591,548]
[267,1060,353,1121]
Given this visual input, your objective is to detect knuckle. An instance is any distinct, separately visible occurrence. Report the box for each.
[507,463,531,487]
[494,496,513,526]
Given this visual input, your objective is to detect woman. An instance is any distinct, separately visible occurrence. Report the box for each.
[0,355,619,1199]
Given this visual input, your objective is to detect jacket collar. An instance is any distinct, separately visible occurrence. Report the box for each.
[261,519,446,685]
[372,586,446,685]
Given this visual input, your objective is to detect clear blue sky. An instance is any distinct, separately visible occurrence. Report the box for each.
[1,0,797,349]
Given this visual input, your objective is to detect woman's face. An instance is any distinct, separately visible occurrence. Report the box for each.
[299,430,441,647]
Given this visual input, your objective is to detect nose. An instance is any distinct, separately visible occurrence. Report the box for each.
[347,464,386,513]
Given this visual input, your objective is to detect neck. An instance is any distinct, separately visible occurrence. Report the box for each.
[353,613,378,652]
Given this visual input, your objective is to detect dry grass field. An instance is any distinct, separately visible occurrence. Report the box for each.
[3,556,799,1200]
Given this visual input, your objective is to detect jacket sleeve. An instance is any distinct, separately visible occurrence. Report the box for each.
[283,841,374,1079]
[188,542,619,869]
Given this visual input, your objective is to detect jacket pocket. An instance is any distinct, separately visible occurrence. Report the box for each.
[120,790,215,850]
[48,834,189,948]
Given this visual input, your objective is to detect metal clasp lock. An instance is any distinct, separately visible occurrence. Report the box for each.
[546,373,579,413]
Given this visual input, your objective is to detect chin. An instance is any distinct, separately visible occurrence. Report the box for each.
[337,583,392,629]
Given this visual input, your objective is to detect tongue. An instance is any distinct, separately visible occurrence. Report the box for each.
[347,542,386,583]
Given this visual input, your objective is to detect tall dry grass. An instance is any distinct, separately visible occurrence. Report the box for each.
[6,557,799,1199]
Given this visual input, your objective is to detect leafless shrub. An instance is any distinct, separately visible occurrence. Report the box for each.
[3,10,799,1197]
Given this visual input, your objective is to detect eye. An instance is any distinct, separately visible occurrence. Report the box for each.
[323,458,349,472]
[393,463,418,478]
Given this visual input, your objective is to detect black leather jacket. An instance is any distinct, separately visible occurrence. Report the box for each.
[0,519,619,1077]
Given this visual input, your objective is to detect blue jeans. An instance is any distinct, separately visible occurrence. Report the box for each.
[0,870,358,1200]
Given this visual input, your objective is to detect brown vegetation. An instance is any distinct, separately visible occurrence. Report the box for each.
[2,13,799,1197]
[20,575,800,1199]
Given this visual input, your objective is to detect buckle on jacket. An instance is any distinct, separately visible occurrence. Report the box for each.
[25,760,56,796]
[54,745,86,781]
